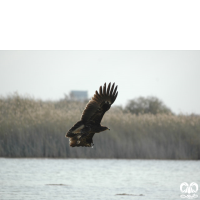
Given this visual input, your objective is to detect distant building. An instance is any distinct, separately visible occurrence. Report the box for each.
[70,90,88,102]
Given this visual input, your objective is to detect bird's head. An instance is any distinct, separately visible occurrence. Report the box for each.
[105,127,110,131]
[100,126,110,132]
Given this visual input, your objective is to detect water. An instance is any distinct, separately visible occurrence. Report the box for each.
[0,158,199,200]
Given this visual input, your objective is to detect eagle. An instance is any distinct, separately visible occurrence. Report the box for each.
[65,82,118,147]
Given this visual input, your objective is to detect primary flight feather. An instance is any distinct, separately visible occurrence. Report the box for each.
[65,82,118,147]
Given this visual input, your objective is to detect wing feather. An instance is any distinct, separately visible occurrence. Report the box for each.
[81,82,118,124]
[109,82,115,96]
[111,86,118,102]
[66,120,84,138]
[99,86,103,95]
[113,91,118,102]
[103,83,106,95]
[95,90,101,100]
[107,82,111,95]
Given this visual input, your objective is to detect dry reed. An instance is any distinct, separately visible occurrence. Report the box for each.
[0,94,200,159]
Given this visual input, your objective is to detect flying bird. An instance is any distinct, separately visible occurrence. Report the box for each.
[66,82,118,147]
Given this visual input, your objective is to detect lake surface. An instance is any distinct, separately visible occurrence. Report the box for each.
[0,158,199,200]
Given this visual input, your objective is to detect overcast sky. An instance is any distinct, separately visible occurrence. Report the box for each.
[0,50,200,114]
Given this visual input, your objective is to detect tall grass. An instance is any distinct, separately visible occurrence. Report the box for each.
[0,94,200,159]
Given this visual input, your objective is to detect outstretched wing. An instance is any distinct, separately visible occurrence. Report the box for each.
[81,82,118,124]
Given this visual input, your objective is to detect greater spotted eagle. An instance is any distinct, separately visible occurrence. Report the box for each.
[66,82,118,147]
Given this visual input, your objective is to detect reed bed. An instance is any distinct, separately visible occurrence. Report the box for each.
[0,94,200,159]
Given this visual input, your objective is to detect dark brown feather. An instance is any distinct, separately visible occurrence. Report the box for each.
[103,83,106,95]
[69,133,95,147]
[81,82,118,123]
[107,82,111,95]
[109,82,115,96]
[66,82,118,147]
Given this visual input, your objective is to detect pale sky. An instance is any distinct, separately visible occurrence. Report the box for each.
[0,51,200,114]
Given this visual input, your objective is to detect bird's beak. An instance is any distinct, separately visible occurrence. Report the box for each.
[108,128,110,131]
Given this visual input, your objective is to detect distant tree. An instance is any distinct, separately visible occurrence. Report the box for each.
[125,96,172,115]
